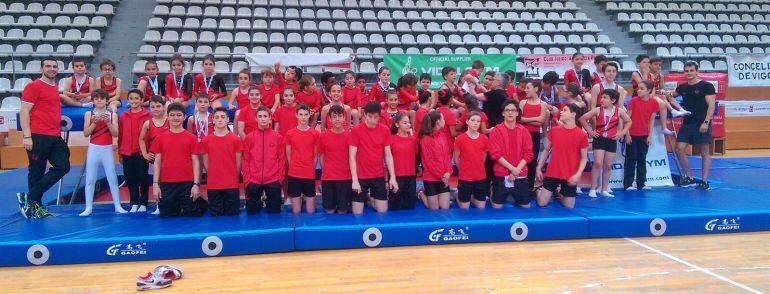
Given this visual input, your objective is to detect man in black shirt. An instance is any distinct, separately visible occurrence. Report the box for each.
[667,62,716,189]
[478,72,509,128]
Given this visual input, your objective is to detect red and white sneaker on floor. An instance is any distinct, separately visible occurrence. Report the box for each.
[136,272,172,291]
[153,265,183,280]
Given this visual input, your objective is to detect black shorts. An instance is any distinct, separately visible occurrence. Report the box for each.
[492,177,530,205]
[592,136,618,153]
[677,123,712,145]
[321,180,352,211]
[457,180,488,202]
[287,176,316,198]
[207,188,240,216]
[542,177,578,197]
[390,176,417,210]
[353,177,387,202]
[423,180,450,196]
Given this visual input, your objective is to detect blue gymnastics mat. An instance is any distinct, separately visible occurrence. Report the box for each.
[2,157,770,267]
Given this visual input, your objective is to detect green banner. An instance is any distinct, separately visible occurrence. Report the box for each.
[383,54,517,89]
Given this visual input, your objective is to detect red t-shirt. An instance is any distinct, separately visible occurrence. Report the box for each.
[348,123,392,179]
[545,126,588,181]
[436,106,457,141]
[628,96,660,137]
[200,132,243,189]
[390,134,418,177]
[368,82,391,104]
[414,106,429,135]
[505,84,517,100]
[397,88,418,111]
[296,89,322,111]
[22,79,61,136]
[341,85,362,109]
[454,133,489,181]
[272,104,298,136]
[237,106,258,136]
[489,123,534,177]
[259,84,282,109]
[317,130,351,181]
[151,130,199,183]
[285,127,320,179]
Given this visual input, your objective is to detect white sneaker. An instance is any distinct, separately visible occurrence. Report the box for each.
[79,209,92,217]
[642,186,652,191]
[601,191,615,197]
[588,189,597,198]
[115,206,128,213]
[605,189,614,194]
[130,205,139,212]
[151,207,160,215]
[576,187,583,194]
[626,186,637,191]
[671,109,691,117]
[137,205,147,212]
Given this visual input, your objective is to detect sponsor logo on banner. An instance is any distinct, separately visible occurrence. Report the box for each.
[726,54,770,87]
[721,100,770,117]
[705,217,741,231]
[428,227,470,242]
[523,54,597,79]
[384,54,517,89]
[608,119,675,189]
[106,243,148,256]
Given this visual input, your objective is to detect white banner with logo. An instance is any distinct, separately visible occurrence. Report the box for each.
[607,120,675,188]
[245,53,353,68]
[522,54,597,79]
[720,100,770,117]
[726,54,770,87]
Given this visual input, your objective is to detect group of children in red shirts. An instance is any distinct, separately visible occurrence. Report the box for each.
[74,53,679,217]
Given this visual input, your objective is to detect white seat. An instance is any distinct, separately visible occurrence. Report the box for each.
[622,61,637,72]
[1,96,21,109]
[13,78,33,92]
[0,78,11,93]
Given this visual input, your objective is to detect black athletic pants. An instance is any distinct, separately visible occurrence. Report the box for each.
[245,181,282,214]
[623,136,649,189]
[27,134,70,205]
[122,152,149,206]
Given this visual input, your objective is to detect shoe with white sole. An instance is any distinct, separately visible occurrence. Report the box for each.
[17,193,32,219]
[587,189,597,198]
[625,186,637,191]
[153,265,183,280]
[601,191,615,197]
[130,205,139,213]
[641,186,652,191]
[136,272,172,291]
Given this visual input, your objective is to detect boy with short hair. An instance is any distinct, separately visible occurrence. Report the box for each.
[151,103,203,217]
[201,107,243,216]
[243,106,286,214]
[61,57,94,107]
[318,105,353,214]
[285,104,320,214]
[349,101,399,214]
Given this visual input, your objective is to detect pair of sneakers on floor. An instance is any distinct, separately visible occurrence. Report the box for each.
[137,265,183,291]
[129,205,161,215]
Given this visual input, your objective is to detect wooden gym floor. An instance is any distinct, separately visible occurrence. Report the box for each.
[1,232,768,293]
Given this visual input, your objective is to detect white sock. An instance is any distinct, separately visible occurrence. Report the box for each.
[601,190,614,197]
[588,189,597,197]
[115,205,128,213]
[79,208,92,217]
[130,205,138,212]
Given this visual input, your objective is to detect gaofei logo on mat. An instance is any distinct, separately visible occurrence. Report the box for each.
[106,243,148,256]
[705,217,741,231]
[428,227,470,242]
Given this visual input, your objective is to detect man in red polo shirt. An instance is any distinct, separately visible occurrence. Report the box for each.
[18,57,70,219]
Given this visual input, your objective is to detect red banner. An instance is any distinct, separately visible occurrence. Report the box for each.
[664,72,727,138]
